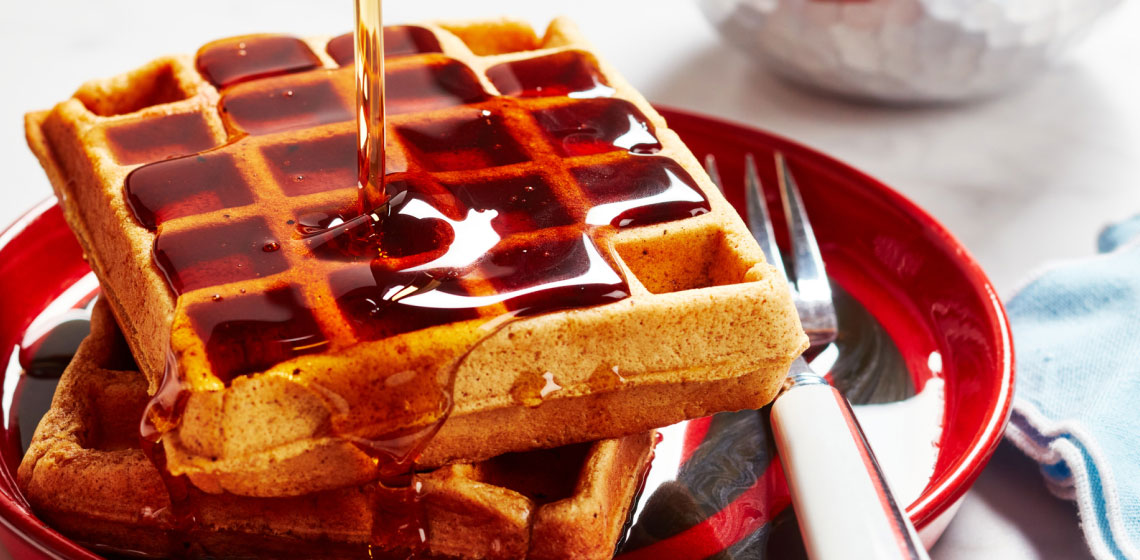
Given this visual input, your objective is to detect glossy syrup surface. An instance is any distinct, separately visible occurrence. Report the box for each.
[572,156,711,228]
[221,72,352,136]
[129,29,713,413]
[189,286,328,383]
[124,28,711,554]
[396,106,529,172]
[196,35,322,88]
[154,217,286,296]
[531,98,662,157]
[262,133,358,196]
[486,50,616,99]
[355,0,389,216]
[125,151,254,230]
[327,26,443,66]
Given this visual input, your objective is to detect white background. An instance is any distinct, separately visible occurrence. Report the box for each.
[4,1,1139,558]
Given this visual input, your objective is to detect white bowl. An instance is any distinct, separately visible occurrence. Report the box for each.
[698,0,1121,103]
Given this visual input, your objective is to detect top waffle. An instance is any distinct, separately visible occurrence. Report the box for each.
[26,17,807,497]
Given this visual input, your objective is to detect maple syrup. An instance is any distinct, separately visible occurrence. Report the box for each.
[154,217,286,295]
[326,26,443,66]
[508,370,551,408]
[263,133,358,196]
[132,32,717,436]
[531,98,662,157]
[197,35,322,89]
[355,0,387,215]
[384,57,490,116]
[125,151,253,230]
[369,478,429,556]
[480,234,628,313]
[188,286,328,382]
[128,13,718,557]
[487,50,615,99]
[212,57,492,139]
[138,435,199,554]
[446,173,574,236]
[586,363,629,394]
[573,156,711,228]
[396,105,528,172]
[332,267,477,341]
[221,72,352,136]
[298,178,455,264]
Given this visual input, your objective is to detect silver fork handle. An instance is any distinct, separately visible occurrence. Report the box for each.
[770,359,931,560]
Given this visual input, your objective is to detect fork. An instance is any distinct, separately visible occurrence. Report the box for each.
[705,153,931,560]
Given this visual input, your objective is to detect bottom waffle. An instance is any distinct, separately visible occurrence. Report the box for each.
[17,299,656,559]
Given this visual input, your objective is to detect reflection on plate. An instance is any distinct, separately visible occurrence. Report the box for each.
[621,283,939,559]
[614,107,1012,558]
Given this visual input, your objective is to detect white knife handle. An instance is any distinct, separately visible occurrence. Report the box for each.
[770,380,930,560]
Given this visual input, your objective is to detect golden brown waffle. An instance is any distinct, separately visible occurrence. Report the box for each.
[18,299,656,559]
[25,17,806,497]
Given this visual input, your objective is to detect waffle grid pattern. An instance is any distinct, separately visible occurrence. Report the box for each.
[27,18,807,494]
[121,27,711,383]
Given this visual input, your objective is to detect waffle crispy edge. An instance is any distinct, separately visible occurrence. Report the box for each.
[25,17,806,497]
[17,299,656,559]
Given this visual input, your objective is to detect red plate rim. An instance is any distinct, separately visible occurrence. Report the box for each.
[0,198,98,559]
[657,105,1014,528]
[0,107,1014,556]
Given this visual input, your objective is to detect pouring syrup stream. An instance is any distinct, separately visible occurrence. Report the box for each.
[355,0,387,217]
[355,2,436,555]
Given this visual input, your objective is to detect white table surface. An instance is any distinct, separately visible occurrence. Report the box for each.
[5,1,1138,558]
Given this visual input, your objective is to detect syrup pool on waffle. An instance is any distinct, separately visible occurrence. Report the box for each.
[113,30,711,554]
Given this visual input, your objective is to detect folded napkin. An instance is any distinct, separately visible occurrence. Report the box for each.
[1005,215,1140,560]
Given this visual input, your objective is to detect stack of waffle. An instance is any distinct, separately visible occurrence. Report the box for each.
[19,17,806,559]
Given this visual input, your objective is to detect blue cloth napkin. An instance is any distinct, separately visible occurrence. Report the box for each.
[1006,215,1140,560]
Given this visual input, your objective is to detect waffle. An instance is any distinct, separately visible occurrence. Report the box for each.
[25,17,807,497]
[18,298,656,559]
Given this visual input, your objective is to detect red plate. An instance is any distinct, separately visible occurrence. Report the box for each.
[0,108,1013,558]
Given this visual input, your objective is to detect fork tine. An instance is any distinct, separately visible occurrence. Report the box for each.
[703,154,725,194]
[743,154,788,281]
[774,152,833,311]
